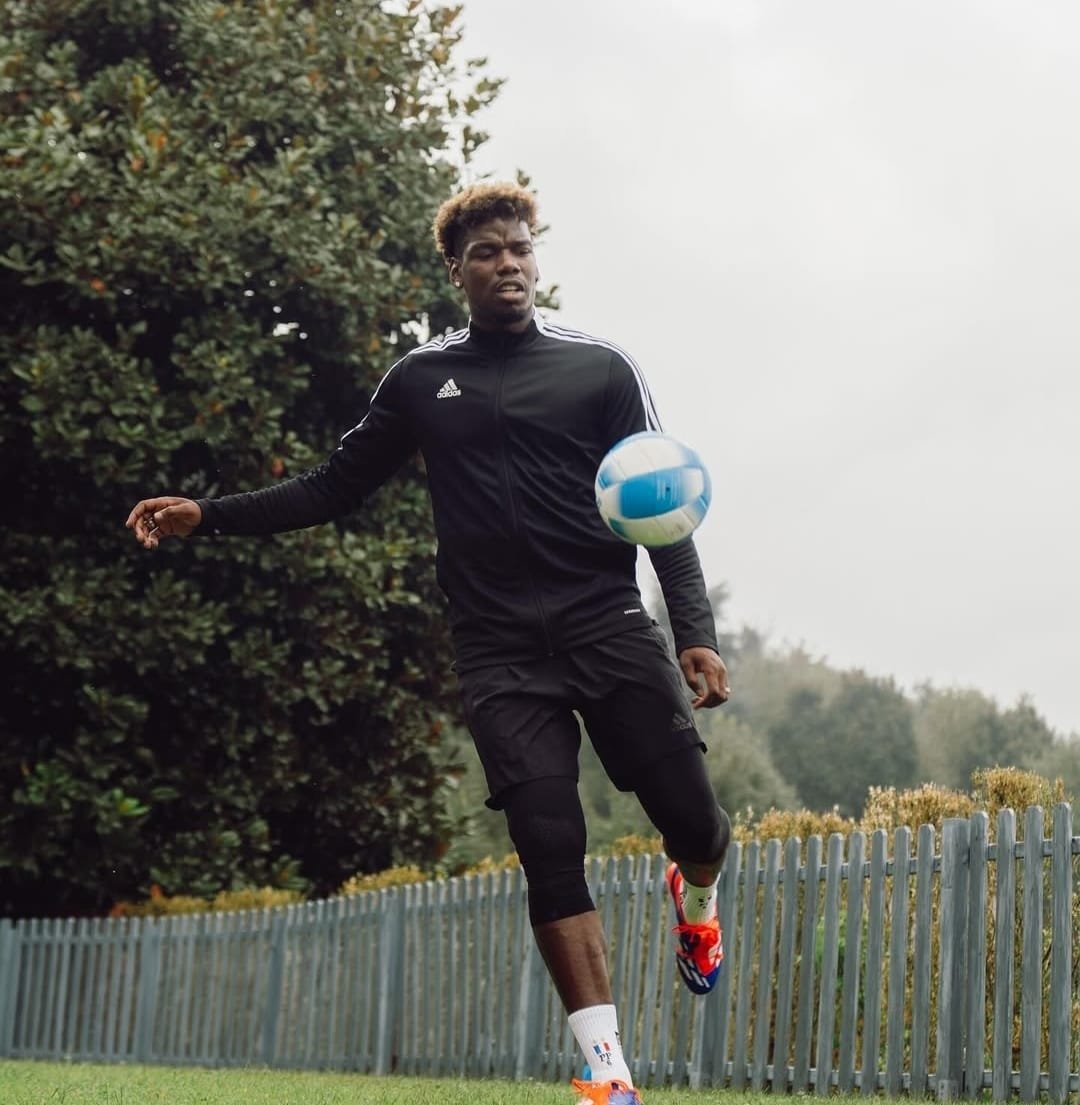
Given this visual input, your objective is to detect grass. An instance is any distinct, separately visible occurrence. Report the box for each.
[0,1061,803,1104]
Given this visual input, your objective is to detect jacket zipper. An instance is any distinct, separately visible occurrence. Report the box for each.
[494,354,555,655]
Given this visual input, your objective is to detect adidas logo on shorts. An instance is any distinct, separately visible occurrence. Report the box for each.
[436,378,462,398]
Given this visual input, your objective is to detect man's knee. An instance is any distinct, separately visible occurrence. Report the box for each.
[502,776,594,926]
[633,746,731,866]
[664,799,730,866]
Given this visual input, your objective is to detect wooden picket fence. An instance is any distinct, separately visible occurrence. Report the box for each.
[0,804,1075,1099]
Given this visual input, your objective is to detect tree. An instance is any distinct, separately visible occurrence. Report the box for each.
[768,673,917,816]
[0,0,503,916]
[998,697,1057,772]
[694,710,799,818]
[723,644,845,736]
[912,687,1056,790]
[1030,734,1080,802]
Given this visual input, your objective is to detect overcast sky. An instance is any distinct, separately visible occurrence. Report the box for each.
[456,0,1080,737]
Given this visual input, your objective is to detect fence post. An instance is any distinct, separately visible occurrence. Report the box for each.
[692,837,742,1089]
[512,932,549,1081]
[373,888,405,1075]
[0,920,17,1057]
[1047,803,1073,1105]
[991,809,1017,1103]
[936,817,970,1100]
[133,919,162,1063]
[1019,806,1044,1103]
[964,813,989,1099]
[261,909,288,1067]
[815,833,845,1096]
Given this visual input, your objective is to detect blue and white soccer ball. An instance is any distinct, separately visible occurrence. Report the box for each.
[594,431,712,547]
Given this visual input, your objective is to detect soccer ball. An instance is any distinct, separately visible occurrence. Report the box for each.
[594,431,712,547]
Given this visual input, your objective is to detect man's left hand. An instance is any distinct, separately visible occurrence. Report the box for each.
[678,647,730,709]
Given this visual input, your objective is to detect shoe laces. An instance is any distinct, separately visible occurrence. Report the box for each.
[673,918,722,956]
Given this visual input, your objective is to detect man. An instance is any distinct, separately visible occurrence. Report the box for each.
[127,182,730,1105]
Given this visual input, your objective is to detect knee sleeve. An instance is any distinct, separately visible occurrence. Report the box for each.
[632,746,731,865]
[502,776,595,926]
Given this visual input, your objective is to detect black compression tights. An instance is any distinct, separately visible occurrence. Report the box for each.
[502,746,729,926]
[633,745,730,866]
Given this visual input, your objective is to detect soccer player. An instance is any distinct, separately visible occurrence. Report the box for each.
[127,182,731,1105]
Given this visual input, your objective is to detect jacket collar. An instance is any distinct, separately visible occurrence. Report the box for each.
[467,315,541,352]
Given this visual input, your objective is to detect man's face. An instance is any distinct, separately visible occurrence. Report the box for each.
[449,217,539,332]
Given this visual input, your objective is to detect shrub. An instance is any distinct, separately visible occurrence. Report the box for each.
[459,853,521,876]
[971,765,1067,818]
[860,782,975,835]
[0,0,497,918]
[738,806,857,847]
[111,884,303,917]
[606,833,664,858]
[338,865,432,896]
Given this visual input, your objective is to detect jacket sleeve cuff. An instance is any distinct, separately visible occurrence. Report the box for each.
[193,498,220,535]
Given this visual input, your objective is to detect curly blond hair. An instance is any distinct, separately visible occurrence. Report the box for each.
[432,181,539,262]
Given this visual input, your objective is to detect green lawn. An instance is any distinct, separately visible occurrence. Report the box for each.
[0,1061,796,1104]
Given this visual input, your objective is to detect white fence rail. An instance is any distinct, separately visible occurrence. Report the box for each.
[0,805,1076,1098]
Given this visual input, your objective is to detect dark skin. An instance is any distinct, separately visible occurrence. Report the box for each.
[446,214,540,332]
[127,214,730,1019]
[448,216,729,1012]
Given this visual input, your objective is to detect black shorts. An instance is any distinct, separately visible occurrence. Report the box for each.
[457,625,706,810]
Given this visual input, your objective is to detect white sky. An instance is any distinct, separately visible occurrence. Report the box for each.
[457,0,1080,738]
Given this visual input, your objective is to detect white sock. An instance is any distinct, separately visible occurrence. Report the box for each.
[568,1004,633,1086]
[678,872,718,924]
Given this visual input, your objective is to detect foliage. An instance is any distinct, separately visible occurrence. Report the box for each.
[0,0,501,917]
[437,725,515,870]
[912,687,1056,791]
[735,805,856,847]
[859,781,975,835]
[1030,732,1080,799]
[575,734,657,851]
[339,863,433,896]
[723,643,845,737]
[970,764,1068,816]
[734,766,1069,850]
[452,851,521,876]
[696,709,799,818]
[111,882,302,917]
[766,671,917,816]
[605,832,664,857]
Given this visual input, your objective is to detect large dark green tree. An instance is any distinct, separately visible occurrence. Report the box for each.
[0,0,503,917]
[767,673,917,816]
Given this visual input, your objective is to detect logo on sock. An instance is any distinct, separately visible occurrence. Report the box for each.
[593,1041,614,1067]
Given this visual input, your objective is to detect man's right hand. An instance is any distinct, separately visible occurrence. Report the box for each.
[126,497,202,549]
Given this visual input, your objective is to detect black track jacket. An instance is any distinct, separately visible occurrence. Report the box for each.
[196,315,719,670]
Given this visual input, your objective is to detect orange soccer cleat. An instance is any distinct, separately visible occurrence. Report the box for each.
[666,862,724,995]
[570,1078,644,1104]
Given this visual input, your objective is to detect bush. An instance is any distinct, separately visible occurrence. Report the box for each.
[971,764,1067,818]
[0,0,500,917]
[860,782,975,834]
[112,884,303,917]
[736,806,857,847]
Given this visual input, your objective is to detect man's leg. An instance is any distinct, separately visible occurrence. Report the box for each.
[633,744,729,882]
[533,911,612,1010]
[502,777,638,1093]
[632,746,731,994]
